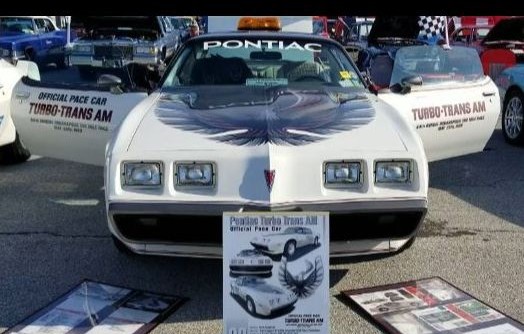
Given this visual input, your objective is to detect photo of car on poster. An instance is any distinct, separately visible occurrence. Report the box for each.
[341,277,524,334]
[223,212,329,334]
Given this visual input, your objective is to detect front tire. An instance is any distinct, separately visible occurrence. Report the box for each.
[246,296,256,315]
[0,132,31,164]
[283,240,297,258]
[502,89,524,146]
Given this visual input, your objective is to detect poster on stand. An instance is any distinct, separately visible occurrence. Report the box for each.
[223,211,329,334]
[341,277,524,334]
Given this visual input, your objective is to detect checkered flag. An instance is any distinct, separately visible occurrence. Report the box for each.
[418,16,446,40]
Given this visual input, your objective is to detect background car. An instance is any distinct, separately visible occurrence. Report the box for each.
[0,16,72,68]
[312,16,329,38]
[479,17,524,79]
[70,16,179,80]
[250,227,320,258]
[230,276,297,316]
[450,24,493,53]
[0,59,39,164]
[229,249,273,277]
[495,64,524,146]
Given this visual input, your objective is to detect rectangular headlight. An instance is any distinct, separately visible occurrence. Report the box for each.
[175,162,215,187]
[135,46,157,55]
[73,44,92,53]
[324,161,361,187]
[122,162,162,186]
[375,161,411,183]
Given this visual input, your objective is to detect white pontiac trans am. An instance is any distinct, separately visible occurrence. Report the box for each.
[9,28,500,258]
[251,226,320,257]
[230,276,298,316]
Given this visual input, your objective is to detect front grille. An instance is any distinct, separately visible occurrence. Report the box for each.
[94,45,133,60]
[113,211,425,244]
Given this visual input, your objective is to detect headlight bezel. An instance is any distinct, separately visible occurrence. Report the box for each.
[174,161,216,189]
[121,161,163,187]
[323,160,363,188]
[374,160,413,184]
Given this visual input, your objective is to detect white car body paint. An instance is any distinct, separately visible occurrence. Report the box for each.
[9,35,500,258]
[0,59,39,147]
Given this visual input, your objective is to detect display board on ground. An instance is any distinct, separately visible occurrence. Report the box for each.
[223,211,329,334]
[341,277,524,334]
[4,280,187,334]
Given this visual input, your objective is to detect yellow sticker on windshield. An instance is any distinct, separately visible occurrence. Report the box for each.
[340,71,351,80]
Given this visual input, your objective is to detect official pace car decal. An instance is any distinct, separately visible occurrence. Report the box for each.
[154,88,375,146]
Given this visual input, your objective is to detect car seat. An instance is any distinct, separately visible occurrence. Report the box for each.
[280,61,327,82]
[369,54,394,88]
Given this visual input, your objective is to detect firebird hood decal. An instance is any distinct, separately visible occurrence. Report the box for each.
[154,87,375,146]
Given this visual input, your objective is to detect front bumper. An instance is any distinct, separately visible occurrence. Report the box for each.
[257,299,298,316]
[229,265,273,275]
[108,198,427,258]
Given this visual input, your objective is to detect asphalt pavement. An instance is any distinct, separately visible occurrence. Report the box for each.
[0,66,522,333]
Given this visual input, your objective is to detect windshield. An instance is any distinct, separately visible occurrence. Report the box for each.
[390,46,485,88]
[162,37,365,89]
[0,17,35,34]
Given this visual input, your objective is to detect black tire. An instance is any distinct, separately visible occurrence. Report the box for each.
[246,296,256,315]
[502,89,524,146]
[283,240,297,258]
[111,235,137,256]
[0,132,31,165]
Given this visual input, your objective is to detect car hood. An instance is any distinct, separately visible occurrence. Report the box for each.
[367,16,421,46]
[481,17,524,46]
[72,16,159,31]
[128,86,408,153]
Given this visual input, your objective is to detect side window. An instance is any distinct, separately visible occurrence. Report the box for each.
[34,19,46,32]
[44,19,56,32]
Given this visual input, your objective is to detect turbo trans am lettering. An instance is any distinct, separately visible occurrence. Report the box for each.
[203,40,322,52]
[411,101,486,121]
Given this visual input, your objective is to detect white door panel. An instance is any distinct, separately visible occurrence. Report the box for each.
[379,79,500,161]
[11,79,147,166]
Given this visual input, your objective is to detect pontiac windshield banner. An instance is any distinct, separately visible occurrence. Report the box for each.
[223,211,329,334]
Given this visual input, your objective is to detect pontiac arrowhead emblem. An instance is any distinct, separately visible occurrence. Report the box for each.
[264,169,275,192]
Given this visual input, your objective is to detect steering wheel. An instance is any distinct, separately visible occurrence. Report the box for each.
[293,75,326,82]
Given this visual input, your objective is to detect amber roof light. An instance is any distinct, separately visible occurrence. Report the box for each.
[237,17,282,31]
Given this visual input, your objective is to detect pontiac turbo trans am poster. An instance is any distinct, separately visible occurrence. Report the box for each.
[223,211,329,334]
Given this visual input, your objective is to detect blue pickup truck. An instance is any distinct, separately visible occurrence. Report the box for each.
[0,16,73,68]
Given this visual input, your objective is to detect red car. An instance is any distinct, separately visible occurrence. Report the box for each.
[450,24,493,53]
[313,16,329,38]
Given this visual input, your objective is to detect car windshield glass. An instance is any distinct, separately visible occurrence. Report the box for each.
[283,227,297,234]
[390,45,484,88]
[0,17,35,34]
[162,37,365,90]
[239,249,258,256]
[170,18,182,29]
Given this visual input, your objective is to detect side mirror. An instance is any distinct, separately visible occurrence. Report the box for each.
[97,74,123,94]
[401,75,423,87]
[391,75,423,95]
